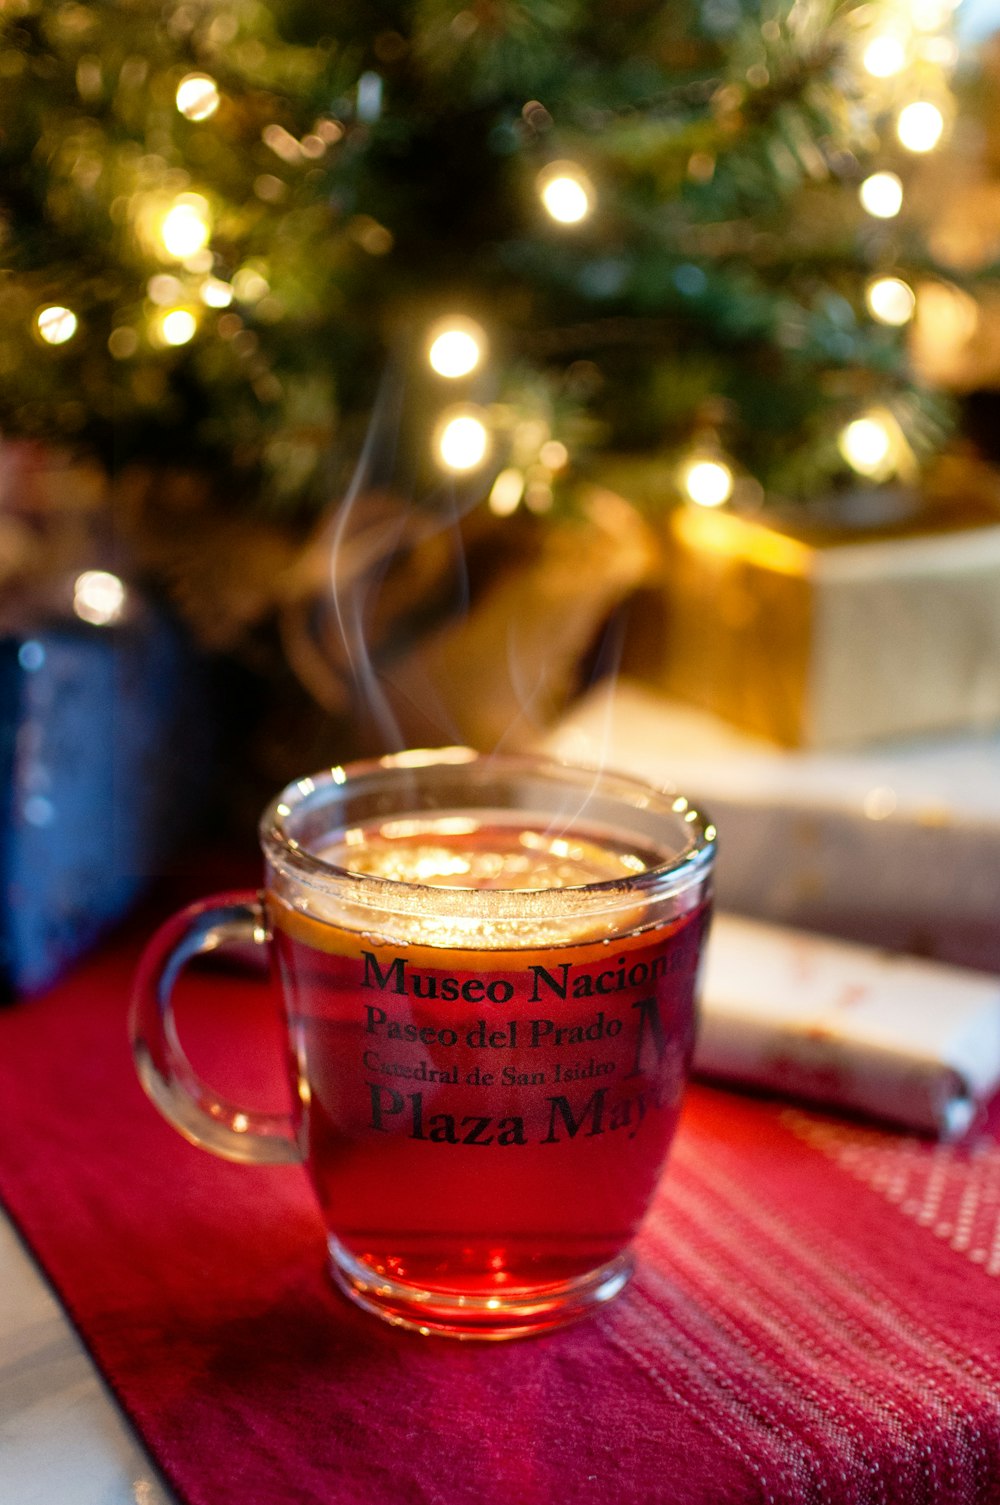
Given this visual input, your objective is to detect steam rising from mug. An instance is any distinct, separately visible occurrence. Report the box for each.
[282,360,482,753]
[280,351,657,758]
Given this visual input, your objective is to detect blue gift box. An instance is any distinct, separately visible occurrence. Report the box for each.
[0,602,211,997]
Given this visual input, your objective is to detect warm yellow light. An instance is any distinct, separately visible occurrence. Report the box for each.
[681,458,734,508]
[897,101,944,153]
[427,318,485,379]
[232,267,269,302]
[160,196,211,259]
[146,274,183,307]
[488,468,524,516]
[538,164,592,225]
[859,172,903,220]
[525,479,554,513]
[185,249,214,275]
[158,308,198,346]
[912,0,954,31]
[865,276,916,326]
[200,277,233,308]
[175,73,220,121]
[923,35,959,67]
[73,570,126,626]
[539,439,569,471]
[911,282,979,384]
[839,415,893,476]
[918,282,979,344]
[262,123,302,164]
[863,35,906,77]
[437,410,490,472]
[35,305,78,345]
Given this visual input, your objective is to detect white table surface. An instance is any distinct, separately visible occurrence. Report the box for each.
[0,1206,175,1505]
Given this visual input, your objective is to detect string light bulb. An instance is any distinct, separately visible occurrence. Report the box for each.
[436,408,490,472]
[146,274,183,306]
[680,457,734,508]
[859,172,903,220]
[865,276,916,326]
[921,35,958,67]
[838,414,895,478]
[200,277,233,309]
[175,73,220,121]
[159,195,211,260]
[489,468,525,516]
[427,317,486,379]
[538,163,593,225]
[897,101,945,153]
[35,305,78,345]
[232,267,269,302]
[73,570,127,626]
[863,35,907,78]
[156,308,198,346]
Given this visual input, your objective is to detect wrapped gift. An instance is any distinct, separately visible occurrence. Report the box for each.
[546,679,1000,973]
[0,594,211,997]
[658,495,1000,748]
[699,914,1000,1138]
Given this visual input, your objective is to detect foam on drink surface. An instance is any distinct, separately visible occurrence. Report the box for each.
[283,814,662,952]
[320,815,651,890]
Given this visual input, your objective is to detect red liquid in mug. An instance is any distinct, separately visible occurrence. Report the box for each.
[269,817,709,1304]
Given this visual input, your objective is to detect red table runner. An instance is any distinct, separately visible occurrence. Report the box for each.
[2,891,1000,1505]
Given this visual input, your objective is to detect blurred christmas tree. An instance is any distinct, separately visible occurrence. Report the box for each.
[0,0,983,522]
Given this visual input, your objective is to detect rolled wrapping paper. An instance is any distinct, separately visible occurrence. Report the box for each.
[697,915,1000,1139]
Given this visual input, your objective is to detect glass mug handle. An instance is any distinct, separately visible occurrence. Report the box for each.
[129,892,300,1165]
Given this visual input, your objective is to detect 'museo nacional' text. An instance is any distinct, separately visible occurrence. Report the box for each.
[356,937,696,1149]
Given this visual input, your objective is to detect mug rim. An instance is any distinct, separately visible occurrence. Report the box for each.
[260,746,715,916]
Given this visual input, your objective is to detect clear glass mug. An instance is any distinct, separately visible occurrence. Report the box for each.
[130,748,715,1340]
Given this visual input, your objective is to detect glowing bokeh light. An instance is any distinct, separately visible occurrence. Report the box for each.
[859,172,903,220]
[175,73,220,121]
[912,283,980,384]
[160,196,211,259]
[158,308,198,346]
[427,318,485,378]
[73,570,127,626]
[897,101,945,153]
[185,249,214,275]
[437,410,490,472]
[489,468,524,516]
[921,36,958,67]
[863,35,906,77]
[839,415,894,476]
[538,165,592,225]
[200,277,233,308]
[146,274,183,306]
[865,276,916,326]
[525,479,554,513]
[539,439,569,471]
[232,267,269,302]
[35,305,78,345]
[681,458,734,508]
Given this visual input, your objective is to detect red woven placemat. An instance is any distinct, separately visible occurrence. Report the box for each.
[2,891,1000,1505]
